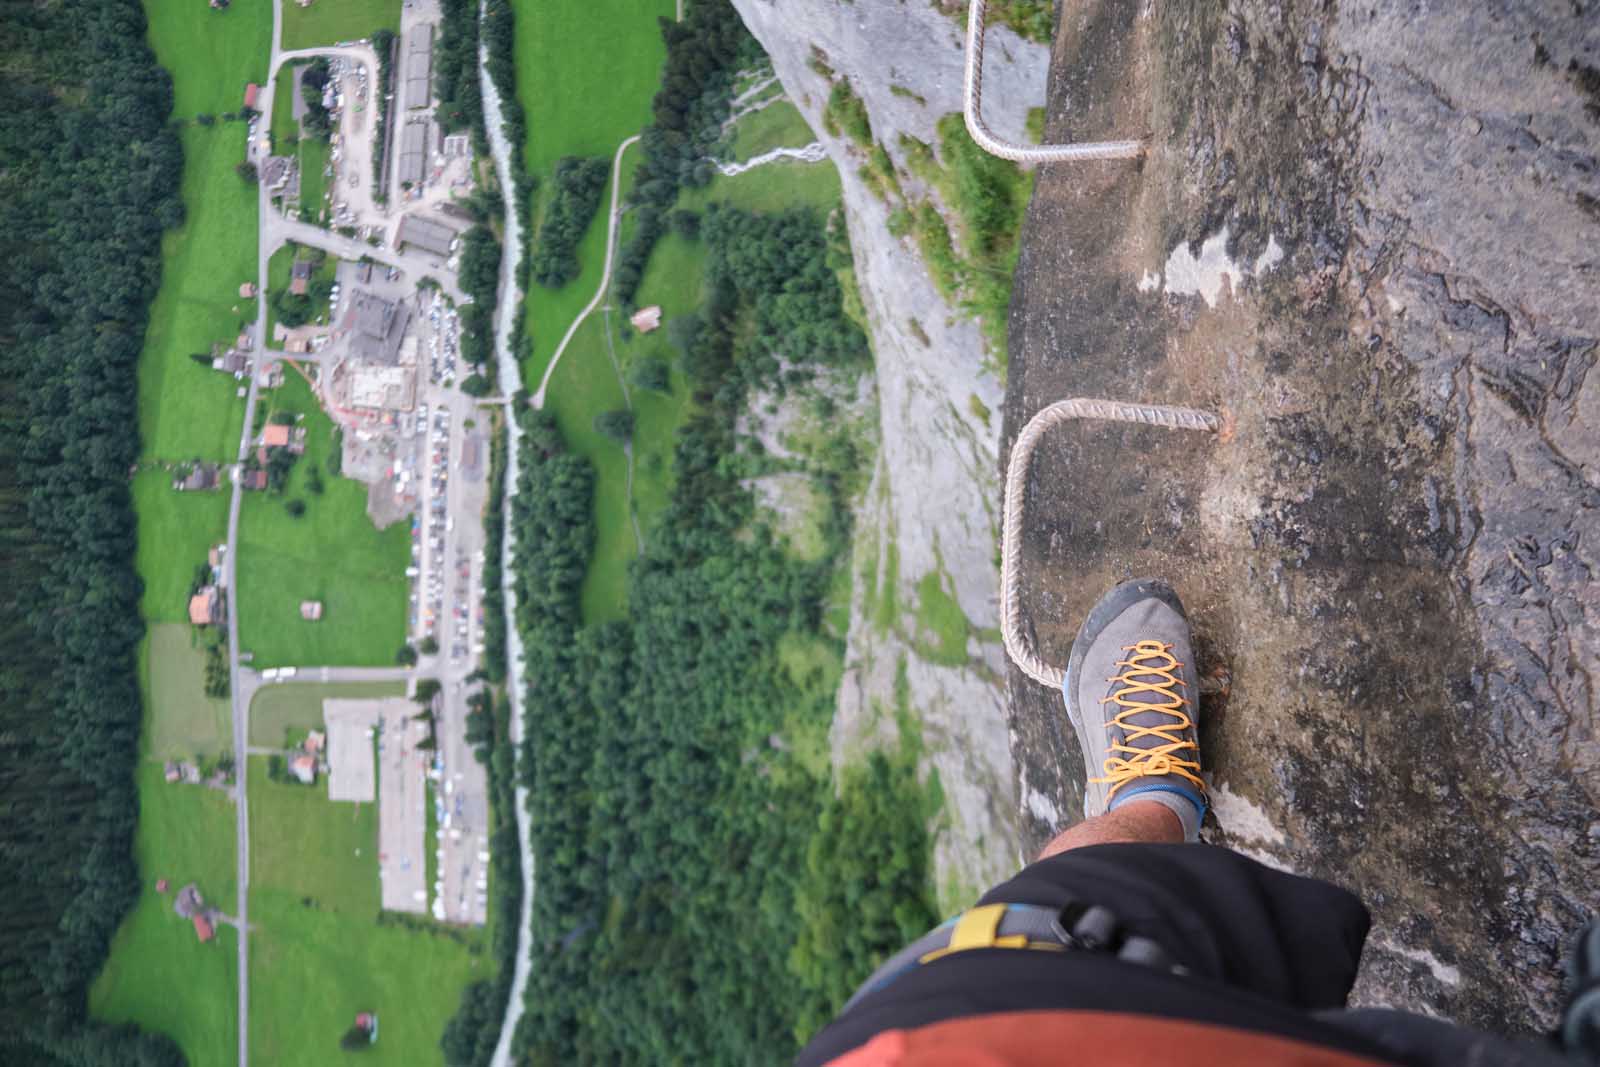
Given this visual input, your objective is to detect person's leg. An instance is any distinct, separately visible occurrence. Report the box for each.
[1035,796,1182,860]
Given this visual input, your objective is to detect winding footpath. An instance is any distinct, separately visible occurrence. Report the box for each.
[531,134,641,408]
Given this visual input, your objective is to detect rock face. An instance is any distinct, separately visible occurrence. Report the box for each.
[1005,0,1599,1033]
[731,0,1052,904]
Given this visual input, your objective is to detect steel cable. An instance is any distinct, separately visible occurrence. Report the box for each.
[1001,398,1219,689]
[963,0,1144,164]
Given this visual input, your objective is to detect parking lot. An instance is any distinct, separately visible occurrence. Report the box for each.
[323,697,429,914]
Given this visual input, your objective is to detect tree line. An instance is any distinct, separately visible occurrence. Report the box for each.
[433,0,487,151]
[0,0,193,1063]
[457,225,502,374]
[503,205,936,1064]
[529,156,610,289]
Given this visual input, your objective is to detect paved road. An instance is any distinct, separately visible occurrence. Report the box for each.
[531,134,641,407]
[226,2,291,1061]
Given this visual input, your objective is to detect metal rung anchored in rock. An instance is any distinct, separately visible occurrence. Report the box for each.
[964,0,1144,164]
[1000,398,1220,690]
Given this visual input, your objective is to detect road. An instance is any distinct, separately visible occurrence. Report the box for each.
[531,134,641,408]
[225,0,290,1060]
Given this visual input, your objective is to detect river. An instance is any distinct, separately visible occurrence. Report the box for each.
[478,27,535,1067]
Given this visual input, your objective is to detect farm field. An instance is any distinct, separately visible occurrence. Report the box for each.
[236,374,409,667]
[280,0,400,52]
[145,0,273,118]
[144,624,233,760]
[136,123,258,462]
[247,758,487,1065]
[90,760,239,1067]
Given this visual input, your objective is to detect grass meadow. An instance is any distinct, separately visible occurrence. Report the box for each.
[145,0,272,118]
[299,135,331,221]
[136,123,257,462]
[280,0,400,52]
[92,6,278,1055]
[512,2,667,623]
[144,624,233,759]
[271,62,303,147]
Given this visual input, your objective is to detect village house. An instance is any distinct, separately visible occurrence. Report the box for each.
[289,259,313,296]
[242,469,269,492]
[213,350,249,376]
[261,422,307,454]
[173,882,216,942]
[288,752,317,785]
[173,463,219,492]
[300,600,324,620]
[188,586,220,626]
[630,305,663,333]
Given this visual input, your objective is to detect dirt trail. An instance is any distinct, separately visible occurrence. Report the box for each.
[1005,0,1600,1031]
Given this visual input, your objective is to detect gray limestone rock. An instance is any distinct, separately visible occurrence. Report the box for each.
[1004,0,1599,1033]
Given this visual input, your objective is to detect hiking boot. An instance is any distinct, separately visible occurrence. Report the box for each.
[1063,578,1207,841]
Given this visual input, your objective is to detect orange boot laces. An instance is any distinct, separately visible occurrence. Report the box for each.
[1090,640,1205,801]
